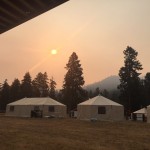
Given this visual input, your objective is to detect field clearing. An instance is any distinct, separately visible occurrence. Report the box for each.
[0,116,150,150]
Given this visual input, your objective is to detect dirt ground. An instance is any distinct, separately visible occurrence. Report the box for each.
[0,116,149,150]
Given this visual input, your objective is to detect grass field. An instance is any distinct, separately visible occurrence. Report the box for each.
[0,116,150,150]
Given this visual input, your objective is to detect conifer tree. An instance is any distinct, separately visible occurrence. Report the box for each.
[62,52,86,112]
[21,72,32,98]
[144,73,150,105]
[32,72,49,97]
[118,46,143,114]
[10,78,21,102]
[0,80,10,110]
[49,77,57,99]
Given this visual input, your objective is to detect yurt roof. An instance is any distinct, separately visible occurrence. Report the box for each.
[133,108,147,114]
[8,97,65,106]
[78,95,122,106]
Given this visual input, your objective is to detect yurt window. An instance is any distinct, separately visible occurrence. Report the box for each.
[10,106,14,112]
[98,106,106,114]
[49,106,55,112]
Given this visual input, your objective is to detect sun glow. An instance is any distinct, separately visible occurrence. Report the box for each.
[51,49,57,55]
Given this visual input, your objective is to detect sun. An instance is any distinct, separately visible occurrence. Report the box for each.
[51,49,57,55]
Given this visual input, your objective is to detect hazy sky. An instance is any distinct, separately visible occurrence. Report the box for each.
[1,0,150,88]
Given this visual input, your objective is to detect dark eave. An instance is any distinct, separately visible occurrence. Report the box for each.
[0,0,69,34]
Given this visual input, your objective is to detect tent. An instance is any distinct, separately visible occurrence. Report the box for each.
[6,97,66,118]
[146,106,150,123]
[133,108,147,114]
[132,108,147,121]
[77,95,124,121]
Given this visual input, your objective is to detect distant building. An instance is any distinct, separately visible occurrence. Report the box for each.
[146,106,150,123]
[77,95,124,121]
[6,97,66,118]
[132,108,147,122]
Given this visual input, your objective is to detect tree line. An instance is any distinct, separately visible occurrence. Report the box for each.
[0,72,57,111]
[1,48,150,115]
[0,52,87,112]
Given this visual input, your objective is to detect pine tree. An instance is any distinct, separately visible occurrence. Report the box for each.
[144,73,150,105]
[0,80,10,111]
[21,72,33,98]
[118,46,143,114]
[62,52,86,112]
[10,78,21,102]
[32,72,49,97]
[49,77,57,99]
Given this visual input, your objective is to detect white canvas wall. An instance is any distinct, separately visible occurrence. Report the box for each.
[77,105,124,121]
[6,105,67,118]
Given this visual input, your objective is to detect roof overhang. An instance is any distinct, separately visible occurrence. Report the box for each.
[0,0,69,34]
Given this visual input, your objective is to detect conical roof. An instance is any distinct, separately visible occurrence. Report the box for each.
[8,97,65,106]
[133,108,147,114]
[78,95,122,106]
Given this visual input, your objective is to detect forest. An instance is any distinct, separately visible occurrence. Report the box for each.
[0,47,150,116]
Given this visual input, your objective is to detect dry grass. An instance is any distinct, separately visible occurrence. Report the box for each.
[0,116,150,150]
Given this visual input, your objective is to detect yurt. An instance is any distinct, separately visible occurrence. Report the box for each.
[146,106,150,123]
[132,108,147,121]
[6,97,66,118]
[77,95,124,121]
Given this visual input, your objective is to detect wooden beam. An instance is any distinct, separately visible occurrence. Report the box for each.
[0,6,19,20]
[2,0,26,16]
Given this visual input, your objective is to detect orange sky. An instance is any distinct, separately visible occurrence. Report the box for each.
[1,0,150,88]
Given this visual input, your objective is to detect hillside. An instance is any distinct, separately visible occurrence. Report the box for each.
[84,75,120,92]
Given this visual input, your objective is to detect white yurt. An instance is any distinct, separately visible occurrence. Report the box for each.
[146,106,150,123]
[6,97,67,118]
[132,108,147,121]
[77,95,124,121]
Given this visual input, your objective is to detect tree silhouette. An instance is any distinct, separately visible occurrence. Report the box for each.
[118,46,143,114]
[62,52,86,112]
[32,72,49,97]
[144,73,150,105]
[0,80,10,111]
[21,72,32,98]
[10,78,21,102]
[49,77,57,99]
